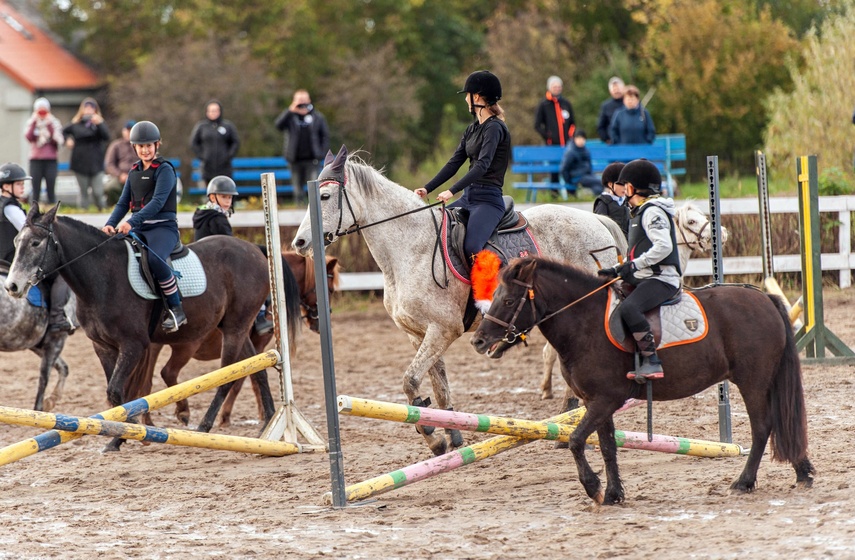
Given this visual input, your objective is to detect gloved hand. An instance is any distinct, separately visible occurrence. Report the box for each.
[597,261,635,280]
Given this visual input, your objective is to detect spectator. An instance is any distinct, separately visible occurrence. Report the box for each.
[104,120,137,206]
[534,75,575,189]
[597,76,625,143]
[62,97,110,210]
[190,100,240,186]
[274,90,330,205]
[559,130,602,197]
[24,97,64,205]
[592,162,629,237]
[609,85,656,145]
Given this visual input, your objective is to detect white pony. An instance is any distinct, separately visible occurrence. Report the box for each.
[292,146,627,455]
[539,201,729,403]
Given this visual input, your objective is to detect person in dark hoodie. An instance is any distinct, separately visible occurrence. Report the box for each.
[592,161,629,237]
[191,175,273,334]
[189,100,240,186]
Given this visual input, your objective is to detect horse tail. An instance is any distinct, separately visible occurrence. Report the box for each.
[767,294,809,465]
[280,254,302,355]
[593,215,628,258]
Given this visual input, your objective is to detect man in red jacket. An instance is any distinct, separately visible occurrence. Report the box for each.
[534,75,575,197]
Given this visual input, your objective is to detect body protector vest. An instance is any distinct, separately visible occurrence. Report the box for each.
[627,201,681,275]
[129,157,177,214]
[0,196,23,263]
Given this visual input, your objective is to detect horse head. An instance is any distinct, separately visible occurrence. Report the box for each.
[5,202,61,298]
[675,202,729,253]
[286,253,341,333]
[471,258,541,359]
[292,145,355,255]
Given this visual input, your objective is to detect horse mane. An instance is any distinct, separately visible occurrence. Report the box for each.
[501,257,602,290]
[56,215,111,240]
[344,153,425,204]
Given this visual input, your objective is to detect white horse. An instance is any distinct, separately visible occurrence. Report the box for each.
[539,201,729,403]
[292,146,627,455]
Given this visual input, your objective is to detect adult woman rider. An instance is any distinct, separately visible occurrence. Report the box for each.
[415,70,511,266]
[102,121,186,333]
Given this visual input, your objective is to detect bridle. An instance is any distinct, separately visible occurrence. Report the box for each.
[319,175,444,246]
[483,271,618,346]
[24,220,114,286]
[676,211,711,252]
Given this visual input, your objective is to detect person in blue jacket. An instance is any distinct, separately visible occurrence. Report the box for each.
[103,121,186,333]
[609,85,656,145]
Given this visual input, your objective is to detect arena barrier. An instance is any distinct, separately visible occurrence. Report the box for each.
[0,350,281,466]
[330,396,745,504]
[0,406,300,456]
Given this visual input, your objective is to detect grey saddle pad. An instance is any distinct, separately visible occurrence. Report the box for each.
[125,241,207,300]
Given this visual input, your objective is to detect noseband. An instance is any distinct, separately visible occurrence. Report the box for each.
[677,213,711,251]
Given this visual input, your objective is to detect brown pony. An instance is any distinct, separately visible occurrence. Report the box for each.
[125,253,340,428]
[472,257,814,504]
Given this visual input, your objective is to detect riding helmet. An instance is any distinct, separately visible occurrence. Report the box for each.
[615,159,661,196]
[206,175,239,196]
[601,162,625,188]
[458,71,502,104]
[129,121,161,145]
[0,163,32,184]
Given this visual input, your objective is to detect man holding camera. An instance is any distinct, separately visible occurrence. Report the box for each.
[274,90,329,205]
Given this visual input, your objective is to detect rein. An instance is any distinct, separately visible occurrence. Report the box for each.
[29,222,117,285]
[321,178,445,245]
[484,274,619,345]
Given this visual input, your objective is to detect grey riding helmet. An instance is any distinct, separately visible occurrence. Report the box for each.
[129,121,161,144]
[206,176,239,196]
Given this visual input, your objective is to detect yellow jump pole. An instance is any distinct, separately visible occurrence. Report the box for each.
[340,396,744,458]
[0,406,300,456]
[0,350,280,466]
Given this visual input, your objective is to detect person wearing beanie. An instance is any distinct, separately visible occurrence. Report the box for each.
[24,97,64,204]
[592,161,629,236]
[103,120,138,205]
[558,129,602,198]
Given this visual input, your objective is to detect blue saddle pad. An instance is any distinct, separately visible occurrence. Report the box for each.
[125,241,207,300]
[26,284,47,308]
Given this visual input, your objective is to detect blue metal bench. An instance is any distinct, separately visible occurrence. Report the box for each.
[511,133,686,202]
[188,157,297,197]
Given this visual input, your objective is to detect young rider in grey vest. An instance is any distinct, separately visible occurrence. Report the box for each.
[599,159,680,380]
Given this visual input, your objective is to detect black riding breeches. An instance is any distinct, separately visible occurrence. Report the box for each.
[449,186,505,261]
[618,279,681,333]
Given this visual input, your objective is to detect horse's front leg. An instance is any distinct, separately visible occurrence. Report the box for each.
[157,344,194,425]
[102,343,147,453]
[541,343,557,400]
[403,326,458,456]
[426,358,463,450]
[568,405,613,504]
[597,415,625,505]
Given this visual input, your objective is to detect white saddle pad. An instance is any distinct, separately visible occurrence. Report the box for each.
[607,288,708,349]
[125,241,207,300]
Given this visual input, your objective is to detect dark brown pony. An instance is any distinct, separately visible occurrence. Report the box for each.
[5,205,276,451]
[124,253,340,428]
[471,257,814,505]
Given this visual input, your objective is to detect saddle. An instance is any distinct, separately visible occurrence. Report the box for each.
[441,196,540,283]
[125,239,207,300]
[605,283,709,353]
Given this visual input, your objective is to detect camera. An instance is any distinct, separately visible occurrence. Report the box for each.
[296,103,309,109]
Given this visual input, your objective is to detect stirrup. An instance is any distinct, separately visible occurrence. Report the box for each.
[162,307,187,333]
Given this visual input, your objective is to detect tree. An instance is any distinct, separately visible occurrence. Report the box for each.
[764,6,855,184]
[641,0,800,176]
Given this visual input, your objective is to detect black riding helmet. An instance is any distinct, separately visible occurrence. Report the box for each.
[601,162,625,189]
[129,121,161,144]
[616,159,661,196]
[206,176,239,196]
[0,163,32,185]
[458,71,502,105]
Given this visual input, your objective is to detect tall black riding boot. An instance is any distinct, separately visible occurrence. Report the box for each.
[629,330,664,381]
[162,302,188,333]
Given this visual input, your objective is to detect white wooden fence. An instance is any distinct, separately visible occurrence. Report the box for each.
[75,195,855,290]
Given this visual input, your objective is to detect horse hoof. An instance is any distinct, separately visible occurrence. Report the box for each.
[219,418,232,428]
[43,398,56,412]
[177,411,191,426]
[541,390,553,400]
[593,490,605,505]
[429,437,448,456]
[553,440,569,450]
[795,477,814,489]
[101,444,121,454]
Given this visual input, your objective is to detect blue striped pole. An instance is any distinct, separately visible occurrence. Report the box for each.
[0,406,300,456]
[0,350,279,466]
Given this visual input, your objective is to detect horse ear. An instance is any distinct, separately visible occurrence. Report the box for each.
[331,145,348,171]
[43,202,60,224]
[25,201,41,225]
[323,150,335,167]
[517,258,538,282]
